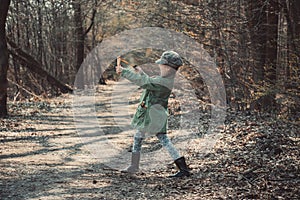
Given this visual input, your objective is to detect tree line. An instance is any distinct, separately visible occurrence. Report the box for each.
[0,0,299,118]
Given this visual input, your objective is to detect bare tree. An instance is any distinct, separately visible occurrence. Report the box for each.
[0,0,11,117]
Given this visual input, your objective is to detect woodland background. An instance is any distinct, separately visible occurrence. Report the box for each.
[0,0,299,199]
[0,0,299,118]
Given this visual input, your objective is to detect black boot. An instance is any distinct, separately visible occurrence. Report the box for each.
[170,157,191,178]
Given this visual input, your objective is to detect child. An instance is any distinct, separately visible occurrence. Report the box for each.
[116,51,190,178]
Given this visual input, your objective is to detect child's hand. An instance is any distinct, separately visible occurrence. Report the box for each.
[134,66,144,74]
[116,56,123,74]
[116,64,123,74]
[134,66,141,72]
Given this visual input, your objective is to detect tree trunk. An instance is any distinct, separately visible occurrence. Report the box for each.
[284,0,300,84]
[37,0,44,63]
[0,0,11,117]
[246,1,267,83]
[264,0,279,84]
[72,0,85,89]
[247,0,279,111]
[262,0,279,110]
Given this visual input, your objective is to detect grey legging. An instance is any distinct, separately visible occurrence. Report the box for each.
[132,131,181,160]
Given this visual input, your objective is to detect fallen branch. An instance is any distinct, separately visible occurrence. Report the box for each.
[7,78,42,101]
[7,38,73,94]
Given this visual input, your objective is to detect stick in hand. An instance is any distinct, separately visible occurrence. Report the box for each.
[116,56,122,74]
[117,56,121,67]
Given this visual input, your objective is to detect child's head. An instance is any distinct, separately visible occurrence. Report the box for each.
[155,51,183,77]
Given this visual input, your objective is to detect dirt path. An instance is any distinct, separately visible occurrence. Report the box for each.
[1,81,299,199]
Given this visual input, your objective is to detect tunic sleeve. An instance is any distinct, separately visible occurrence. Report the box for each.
[121,68,163,91]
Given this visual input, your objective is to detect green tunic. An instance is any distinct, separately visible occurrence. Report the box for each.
[121,68,175,133]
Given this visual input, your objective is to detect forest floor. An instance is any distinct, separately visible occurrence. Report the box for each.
[0,81,299,200]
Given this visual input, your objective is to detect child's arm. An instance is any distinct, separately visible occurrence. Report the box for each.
[121,68,163,91]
